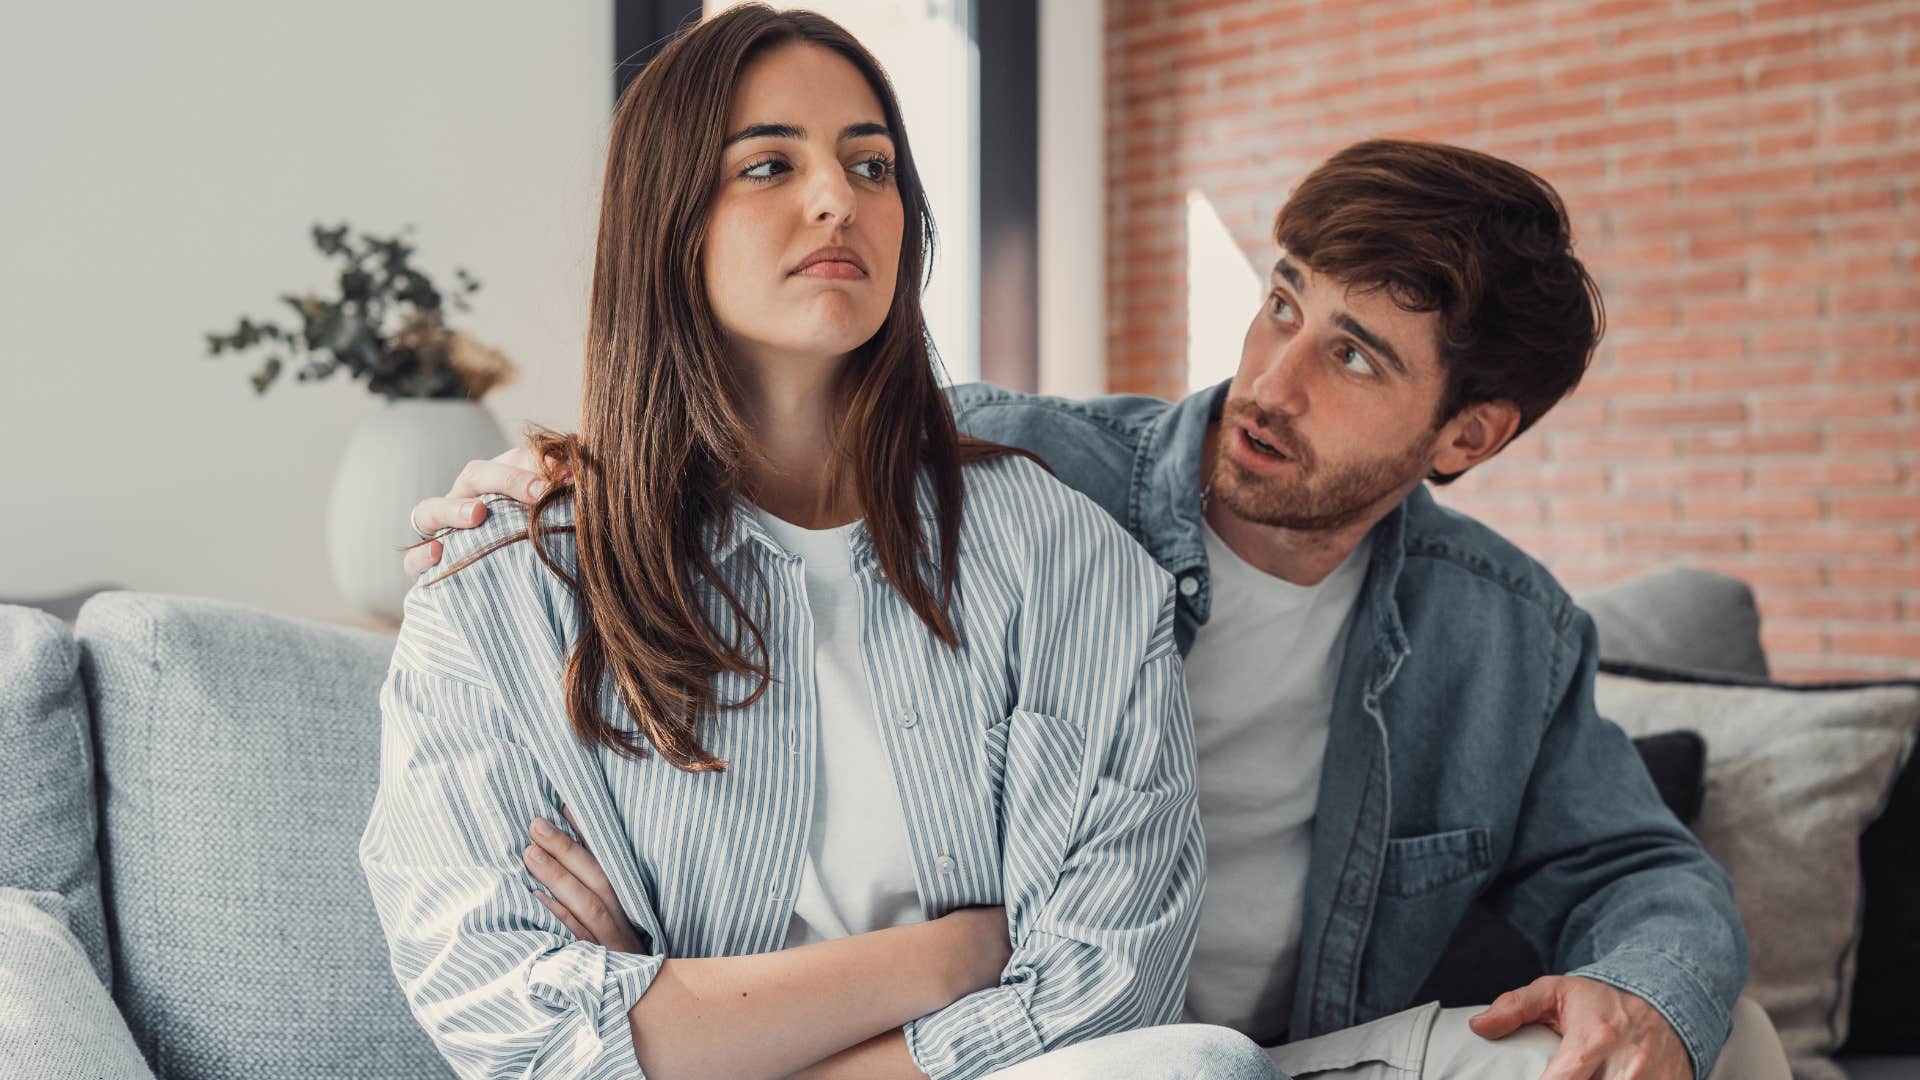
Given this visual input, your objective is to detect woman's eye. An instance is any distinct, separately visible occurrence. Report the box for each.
[1340,344,1375,375]
[851,156,892,183]
[741,158,788,181]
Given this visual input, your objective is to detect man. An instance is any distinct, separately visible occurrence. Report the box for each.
[403,139,1787,1078]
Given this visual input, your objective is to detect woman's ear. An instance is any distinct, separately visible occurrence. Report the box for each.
[1430,399,1522,477]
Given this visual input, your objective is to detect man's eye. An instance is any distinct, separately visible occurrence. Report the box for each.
[1341,345,1375,375]
[1268,292,1296,321]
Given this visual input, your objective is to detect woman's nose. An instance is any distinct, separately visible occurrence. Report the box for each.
[805,163,856,226]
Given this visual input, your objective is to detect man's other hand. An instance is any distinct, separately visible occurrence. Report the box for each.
[1470,975,1692,1079]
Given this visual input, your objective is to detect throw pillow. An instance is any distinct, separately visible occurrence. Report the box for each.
[1595,669,1920,1080]
[0,605,111,988]
[0,886,156,1080]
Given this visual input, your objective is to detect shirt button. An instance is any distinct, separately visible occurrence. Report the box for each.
[1343,872,1369,904]
[935,854,957,874]
[1178,575,1199,598]
[896,706,918,729]
[768,880,785,902]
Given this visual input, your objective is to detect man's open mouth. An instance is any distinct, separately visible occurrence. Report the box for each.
[1242,426,1290,461]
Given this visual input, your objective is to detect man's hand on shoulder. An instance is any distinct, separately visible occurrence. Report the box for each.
[402,446,565,576]
[1469,975,1691,1079]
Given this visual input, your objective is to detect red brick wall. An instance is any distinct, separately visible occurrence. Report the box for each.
[1106,0,1919,679]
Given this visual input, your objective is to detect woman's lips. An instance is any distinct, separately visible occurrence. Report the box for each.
[790,245,868,279]
[793,260,866,280]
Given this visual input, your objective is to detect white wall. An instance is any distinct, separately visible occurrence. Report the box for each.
[1038,0,1106,398]
[0,2,610,620]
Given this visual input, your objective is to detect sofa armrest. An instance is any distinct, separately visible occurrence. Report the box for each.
[0,888,156,1080]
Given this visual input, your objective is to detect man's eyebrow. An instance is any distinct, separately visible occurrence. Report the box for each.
[722,121,892,149]
[1273,258,1307,294]
[1333,313,1409,377]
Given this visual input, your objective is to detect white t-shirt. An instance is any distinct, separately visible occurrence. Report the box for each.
[750,507,927,947]
[1179,520,1372,1046]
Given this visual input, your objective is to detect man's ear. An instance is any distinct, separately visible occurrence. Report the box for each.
[1430,399,1522,478]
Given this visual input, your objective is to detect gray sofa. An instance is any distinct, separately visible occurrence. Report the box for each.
[0,575,1912,1079]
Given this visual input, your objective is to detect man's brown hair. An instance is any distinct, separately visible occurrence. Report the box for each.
[1275,138,1605,483]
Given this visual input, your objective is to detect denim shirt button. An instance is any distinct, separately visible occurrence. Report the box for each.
[897,706,918,729]
[1342,872,1369,904]
[1178,575,1199,598]
[935,854,957,874]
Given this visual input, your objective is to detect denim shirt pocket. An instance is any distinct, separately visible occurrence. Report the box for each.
[983,707,1090,944]
[1377,826,1493,898]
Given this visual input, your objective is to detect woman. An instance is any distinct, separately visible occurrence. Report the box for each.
[360,6,1267,1079]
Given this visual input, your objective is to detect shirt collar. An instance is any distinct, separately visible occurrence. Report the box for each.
[697,467,942,579]
[1132,379,1230,622]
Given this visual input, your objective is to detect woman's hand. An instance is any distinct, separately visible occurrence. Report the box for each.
[523,805,645,953]
[403,446,572,576]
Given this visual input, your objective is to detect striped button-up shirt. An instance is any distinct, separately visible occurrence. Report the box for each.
[358,454,1206,1080]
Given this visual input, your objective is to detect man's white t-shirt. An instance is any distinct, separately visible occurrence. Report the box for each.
[750,507,927,947]
[1180,519,1373,1046]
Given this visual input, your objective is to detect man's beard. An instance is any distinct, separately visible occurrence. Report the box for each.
[1211,401,1437,533]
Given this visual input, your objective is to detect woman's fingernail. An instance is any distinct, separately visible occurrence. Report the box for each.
[528,847,548,864]
[530,479,549,498]
[531,818,553,836]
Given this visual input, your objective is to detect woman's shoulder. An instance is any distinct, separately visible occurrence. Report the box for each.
[959,452,1167,584]
[408,494,581,643]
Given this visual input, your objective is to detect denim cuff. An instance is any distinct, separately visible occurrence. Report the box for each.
[1570,946,1732,1079]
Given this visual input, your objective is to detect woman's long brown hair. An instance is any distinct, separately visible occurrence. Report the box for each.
[414,4,1032,772]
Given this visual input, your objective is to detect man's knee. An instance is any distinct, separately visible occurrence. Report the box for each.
[1422,1005,1559,1078]
[1705,996,1790,1080]
[988,1023,1282,1080]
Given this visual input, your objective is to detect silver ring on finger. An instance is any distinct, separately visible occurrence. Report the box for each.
[409,504,441,542]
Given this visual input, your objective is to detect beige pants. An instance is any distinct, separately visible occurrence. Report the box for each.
[1266,997,1788,1079]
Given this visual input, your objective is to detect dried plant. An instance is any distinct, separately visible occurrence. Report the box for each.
[204,222,516,400]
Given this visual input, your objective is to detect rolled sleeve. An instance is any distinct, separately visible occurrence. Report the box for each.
[904,596,1207,1080]
[359,605,665,1080]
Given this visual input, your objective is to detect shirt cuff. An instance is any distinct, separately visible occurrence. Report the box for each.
[904,979,1046,1080]
[1570,947,1730,1079]
[526,943,663,1078]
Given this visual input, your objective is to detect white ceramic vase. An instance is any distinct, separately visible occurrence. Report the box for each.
[326,399,509,622]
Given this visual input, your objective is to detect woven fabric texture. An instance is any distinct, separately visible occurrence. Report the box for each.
[0,604,111,987]
[0,886,155,1080]
[76,591,452,1080]
[1597,673,1920,1080]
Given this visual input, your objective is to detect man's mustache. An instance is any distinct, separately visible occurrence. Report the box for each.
[1223,400,1314,468]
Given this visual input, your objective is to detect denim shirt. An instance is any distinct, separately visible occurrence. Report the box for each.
[949,380,1748,1078]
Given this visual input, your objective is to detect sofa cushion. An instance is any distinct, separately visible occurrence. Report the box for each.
[76,592,453,1080]
[0,604,111,988]
[1594,668,1920,1080]
[0,886,155,1080]
[1578,565,1769,679]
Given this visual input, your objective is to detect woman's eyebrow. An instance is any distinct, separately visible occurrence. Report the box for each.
[722,121,893,148]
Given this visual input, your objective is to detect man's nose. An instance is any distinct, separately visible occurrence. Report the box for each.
[1250,333,1313,418]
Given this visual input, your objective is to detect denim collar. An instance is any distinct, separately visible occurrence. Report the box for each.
[1130,377,1414,686]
